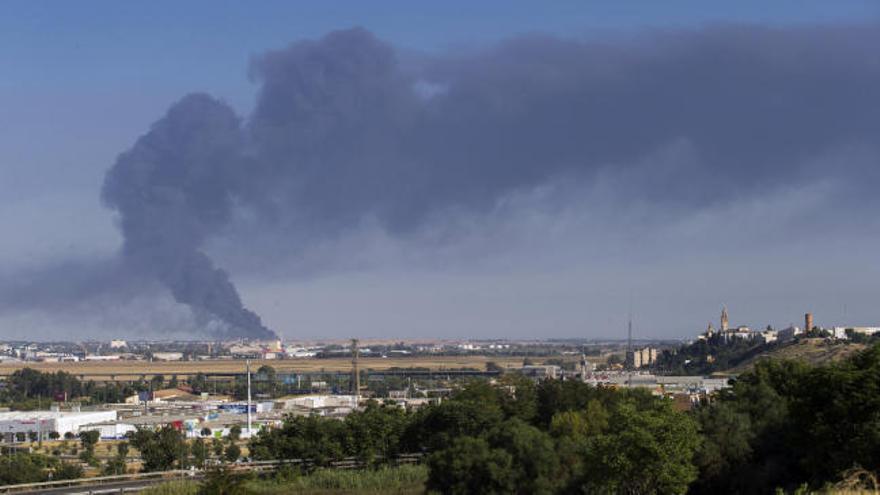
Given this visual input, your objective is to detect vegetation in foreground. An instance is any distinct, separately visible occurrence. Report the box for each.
[141,465,427,495]
[8,344,880,493]
[248,343,880,494]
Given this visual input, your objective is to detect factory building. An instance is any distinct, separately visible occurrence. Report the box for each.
[275,395,358,417]
[0,410,117,442]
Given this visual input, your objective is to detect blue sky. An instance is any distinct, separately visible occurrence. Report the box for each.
[3,1,877,92]
[1,2,879,340]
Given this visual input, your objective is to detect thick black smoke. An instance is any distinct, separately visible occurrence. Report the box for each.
[102,95,274,339]
[98,25,880,338]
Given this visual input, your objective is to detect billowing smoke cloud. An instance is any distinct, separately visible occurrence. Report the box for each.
[237,25,880,235]
[102,96,275,339]
[38,23,880,338]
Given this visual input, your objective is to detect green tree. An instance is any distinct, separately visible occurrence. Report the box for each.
[228,425,242,442]
[117,441,130,459]
[691,401,754,493]
[223,443,241,463]
[572,399,700,494]
[191,372,208,393]
[192,437,208,468]
[249,415,346,466]
[427,436,515,495]
[343,401,408,465]
[151,374,165,390]
[102,457,126,476]
[54,461,84,480]
[257,365,277,397]
[497,374,538,423]
[0,453,51,484]
[212,437,225,458]
[487,419,561,494]
[691,345,880,493]
[78,430,100,464]
[103,441,130,476]
[405,398,503,451]
[536,379,612,427]
[128,426,189,472]
[198,465,251,495]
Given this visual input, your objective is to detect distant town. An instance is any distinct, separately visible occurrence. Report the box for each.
[1,306,874,444]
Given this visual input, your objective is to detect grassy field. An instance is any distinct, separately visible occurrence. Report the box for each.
[0,355,564,379]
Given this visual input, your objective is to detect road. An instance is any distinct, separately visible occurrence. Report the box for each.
[4,475,200,494]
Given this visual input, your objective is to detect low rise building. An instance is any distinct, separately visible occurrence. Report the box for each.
[84,354,121,361]
[83,421,136,440]
[519,365,560,380]
[276,395,358,417]
[152,352,184,361]
[849,327,880,336]
[626,347,658,368]
[761,329,778,344]
[777,326,802,342]
[0,410,117,442]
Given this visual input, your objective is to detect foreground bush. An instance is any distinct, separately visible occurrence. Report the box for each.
[141,465,426,495]
[0,453,84,485]
[247,465,427,494]
[140,480,199,495]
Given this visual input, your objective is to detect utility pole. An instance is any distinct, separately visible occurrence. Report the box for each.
[626,313,634,387]
[626,315,633,366]
[351,339,360,401]
[246,359,252,437]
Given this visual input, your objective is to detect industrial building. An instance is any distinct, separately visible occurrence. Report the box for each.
[276,395,358,417]
[0,410,117,442]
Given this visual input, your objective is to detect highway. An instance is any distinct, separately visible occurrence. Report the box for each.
[18,476,199,494]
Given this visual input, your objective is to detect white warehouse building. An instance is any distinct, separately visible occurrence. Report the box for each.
[0,410,117,442]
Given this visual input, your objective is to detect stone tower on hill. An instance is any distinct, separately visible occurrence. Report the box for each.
[721,306,729,332]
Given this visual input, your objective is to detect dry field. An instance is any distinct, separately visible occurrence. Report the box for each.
[0,355,561,379]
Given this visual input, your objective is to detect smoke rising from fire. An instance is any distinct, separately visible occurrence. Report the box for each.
[8,23,879,339]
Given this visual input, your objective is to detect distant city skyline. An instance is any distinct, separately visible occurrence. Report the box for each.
[1,2,880,340]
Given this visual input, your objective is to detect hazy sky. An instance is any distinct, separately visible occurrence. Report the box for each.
[1,2,879,341]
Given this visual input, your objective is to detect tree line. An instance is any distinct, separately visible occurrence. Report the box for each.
[249,343,880,494]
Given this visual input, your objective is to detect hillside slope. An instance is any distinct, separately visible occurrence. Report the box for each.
[723,338,866,374]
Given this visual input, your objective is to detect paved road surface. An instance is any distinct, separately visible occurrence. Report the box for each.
[13,475,201,494]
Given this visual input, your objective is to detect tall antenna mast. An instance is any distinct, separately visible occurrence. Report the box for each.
[246,359,252,437]
[351,338,360,402]
[627,315,633,360]
[626,311,634,387]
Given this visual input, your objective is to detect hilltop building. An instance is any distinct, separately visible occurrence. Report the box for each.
[778,325,803,342]
[720,306,729,332]
[699,307,758,341]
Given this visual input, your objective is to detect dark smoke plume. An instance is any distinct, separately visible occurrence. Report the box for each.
[102,95,274,339]
[98,25,880,338]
